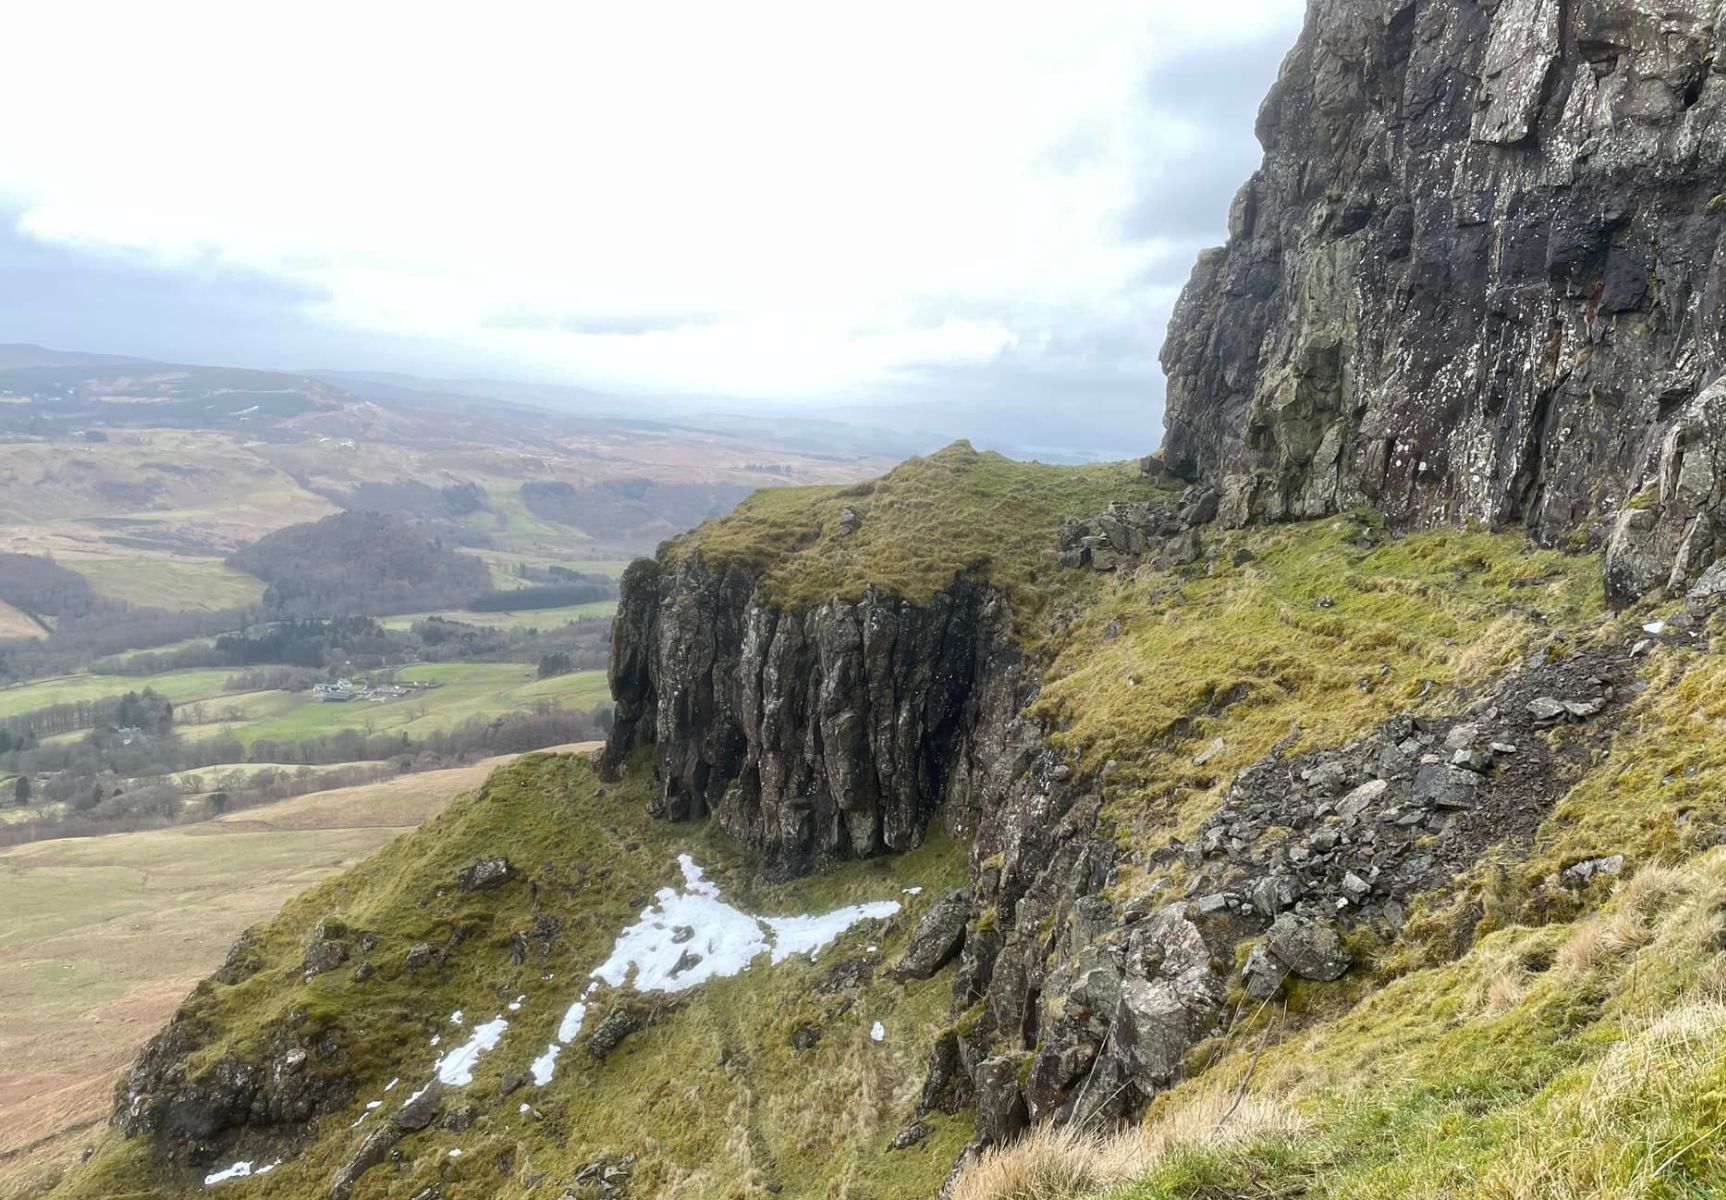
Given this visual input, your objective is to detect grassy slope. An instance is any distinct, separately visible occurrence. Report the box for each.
[54,754,971,1200]
[0,758,521,1200]
[41,447,1713,1200]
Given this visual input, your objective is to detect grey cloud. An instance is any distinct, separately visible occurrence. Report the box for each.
[1119,27,1300,243]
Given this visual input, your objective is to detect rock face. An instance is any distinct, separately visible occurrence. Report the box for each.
[1161,0,1726,596]
[600,555,1026,871]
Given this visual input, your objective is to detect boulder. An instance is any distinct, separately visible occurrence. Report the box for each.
[894,889,970,980]
[1411,764,1481,810]
[456,858,513,891]
[1264,913,1351,982]
[302,940,349,982]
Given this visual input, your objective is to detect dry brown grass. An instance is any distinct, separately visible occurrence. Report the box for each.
[950,1087,1305,1200]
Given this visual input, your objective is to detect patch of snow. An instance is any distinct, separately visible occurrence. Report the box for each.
[257,1163,278,1176]
[365,1100,382,1109]
[450,1010,465,1024]
[204,1162,255,1185]
[871,1021,886,1043]
[902,886,923,895]
[1644,620,1668,635]
[448,1149,463,1158]
[435,1016,508,1086]
[507,994,525,1011]
[523,854,899,1085]
[385,1077,399,1091]
[556,1001,588,1043]
[766,904,901,965]
[529,1042,563,1086]
[429,1035,440,1047]
[519,1102,531,1113]
[866,944,878,953]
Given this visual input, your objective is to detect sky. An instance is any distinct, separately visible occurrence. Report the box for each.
[0,1,1305,459]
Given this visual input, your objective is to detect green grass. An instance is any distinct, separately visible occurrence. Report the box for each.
[376,601,616,633]
[670,441,1178,620]
[54,754,970,1200]
[0,669,235,721]
[207,664,609,745]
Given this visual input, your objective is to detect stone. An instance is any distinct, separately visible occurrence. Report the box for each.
[456,858,513,891]
[1527,697,1569,725]
[1336,778,1387,819]
[394,1081,444,1132]
[1241,942,1284,1000]
[894,889,970,981]
[791,1023,821,1052]
[1562,855,1626,887]
[1025,1042,1095,1121]
[403,942,439,972]
[1564,698,1607,720]
[971,1056,1029,1146]
[1412,764,1481,810]
[1264,913,1351,983]
[887,1122,927,1151]
[301,940,349,982]
[1192,736,1226,767]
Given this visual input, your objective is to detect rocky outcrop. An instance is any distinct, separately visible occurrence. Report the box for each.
[115,1010,355,1171]
[1161,0,1726,596]
[599,554,1027,871]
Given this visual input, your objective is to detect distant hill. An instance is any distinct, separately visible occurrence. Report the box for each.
[0,346,349,433]
[228,511,492,617]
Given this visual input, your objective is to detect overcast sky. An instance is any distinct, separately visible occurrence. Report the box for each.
[0,1,1303,457]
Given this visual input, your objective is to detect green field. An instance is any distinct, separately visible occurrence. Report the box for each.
[0,668,235,721]
[377,600,616,632]
[174,663,609,746]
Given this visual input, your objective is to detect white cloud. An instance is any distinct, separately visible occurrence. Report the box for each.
[0,1,1303,400]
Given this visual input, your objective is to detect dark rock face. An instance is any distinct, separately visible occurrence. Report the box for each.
[599,555,1025,871]
[114,1011,355,1171]
[1162,0,1726,595]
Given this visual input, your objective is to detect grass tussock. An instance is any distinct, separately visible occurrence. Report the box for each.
[952,1089,1305,1200]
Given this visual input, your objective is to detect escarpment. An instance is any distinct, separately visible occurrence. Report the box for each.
[600,554,1029,872]
[1161,0,1726,599]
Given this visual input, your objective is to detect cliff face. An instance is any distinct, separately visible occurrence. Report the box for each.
[600,555,1031,873]
[1160,0,1726,598]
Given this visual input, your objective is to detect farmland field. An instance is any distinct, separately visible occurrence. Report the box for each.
[66,556,266,612]
[0,668,235,720]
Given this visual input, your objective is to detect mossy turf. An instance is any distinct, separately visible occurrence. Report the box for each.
[667,441,1178,622]
[55,754,970,1200]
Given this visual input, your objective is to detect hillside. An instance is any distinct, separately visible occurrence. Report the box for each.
[32,2,1726,1199]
